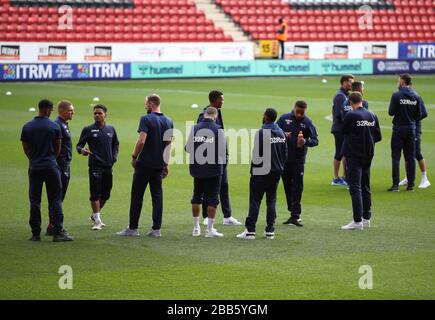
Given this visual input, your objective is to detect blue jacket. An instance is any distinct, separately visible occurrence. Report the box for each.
[20,116,61,170]
[76,123,119,169]
[276,111,318,163]
[55,116,72,166]
[251,122,288,175]
[388,87,423,130]
[331,87,349,133]
[342,107,382,162]
[186,118,226,179]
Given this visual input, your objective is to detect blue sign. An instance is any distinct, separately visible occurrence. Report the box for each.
[0,63,131,81]
[399,43,435,59]
[374,59,435,74]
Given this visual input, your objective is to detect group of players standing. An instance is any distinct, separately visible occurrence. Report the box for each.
[20,73,429,241]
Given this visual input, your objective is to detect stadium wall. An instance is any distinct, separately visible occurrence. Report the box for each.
[1,42,434,81]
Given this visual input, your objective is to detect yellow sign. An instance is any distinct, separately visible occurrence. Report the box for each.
[255,40,279,59]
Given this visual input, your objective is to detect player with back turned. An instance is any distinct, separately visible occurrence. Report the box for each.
[237,108,287,240]
[21,99,73,242]
[341,92,382,230]
[387,73,423,192]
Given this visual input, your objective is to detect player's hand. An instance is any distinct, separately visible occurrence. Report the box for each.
[162,166,168,179]
[297,138,305,148]
[81,148,92,156]
[131,158,137,169]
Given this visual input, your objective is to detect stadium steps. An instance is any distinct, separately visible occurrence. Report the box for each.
[192,0,249,41]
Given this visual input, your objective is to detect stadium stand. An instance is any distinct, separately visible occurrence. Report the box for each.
[216,0,435,42]
[0,0,232,42]
[0,0,433,42]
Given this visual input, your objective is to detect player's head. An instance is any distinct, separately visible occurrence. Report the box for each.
[209,90,224,109]
[263,108,277,124]
[146,94,161,114]
[351,81,364,95]
[348,92,363,109]
[38,99,54,117]
[293,100,307,120]
[93,104,107,124]
[204,106,218,121]
[399,73,412,88]
[278,18,283,24]
[58,100,74,121]
[340,74,355,90]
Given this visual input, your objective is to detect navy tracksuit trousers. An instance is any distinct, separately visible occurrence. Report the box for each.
[281,161,304,220]
[245,173,281,233]
[129,166,163,230]
[346,158,372,223]
[29,167,64,236]
[391,127,416,187]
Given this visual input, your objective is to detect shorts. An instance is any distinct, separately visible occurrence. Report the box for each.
[89,167,113,201]
[191,176,222,208]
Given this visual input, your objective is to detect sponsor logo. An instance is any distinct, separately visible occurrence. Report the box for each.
[193,136,214,143]
[77,63,124,79]
[207,63,251,74]
[270,137,286,144]
[356,120,375,127]
[0,45,20,60]
[400,99,417,105]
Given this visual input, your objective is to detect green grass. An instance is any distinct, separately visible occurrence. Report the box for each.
[0,75,434,299]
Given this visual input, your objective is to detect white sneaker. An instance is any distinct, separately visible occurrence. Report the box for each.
[100,220,106,227]
[203,217,209,226]
[146,229,161,237]
[419,178,431,189]
[264,231,275,239]
[398,178,408,186]
[341,221,363,230]
[223,216,242,225]
[362,219,371,228]
[192,227,201,237]
[236,229,255,240]
[92,222,103,231]
[116,228,139,237]
[205,229,224,238]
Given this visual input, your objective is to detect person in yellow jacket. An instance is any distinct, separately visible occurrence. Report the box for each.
[276,18,288,59]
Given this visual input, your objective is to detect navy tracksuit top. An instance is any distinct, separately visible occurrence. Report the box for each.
[342,107,382,161]
[276,111,319,164]
[187,118,226,179]
[250,122,288,175]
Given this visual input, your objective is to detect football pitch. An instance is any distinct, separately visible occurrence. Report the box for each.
[0,75,434,300]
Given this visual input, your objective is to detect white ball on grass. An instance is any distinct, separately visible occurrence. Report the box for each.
[93,97,100,102]
[29,107,36,112]
[191,104,199,108]
[321,79,328,83]
[5,91,12,95]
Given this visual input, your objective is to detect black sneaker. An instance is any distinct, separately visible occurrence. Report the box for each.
[47,228,68,236]
[406,186,414,192]
[53,231,74,242]
[282,217,293,225]
[288,219,303,227]
[387,185,399,192]
[29,235,41,242]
